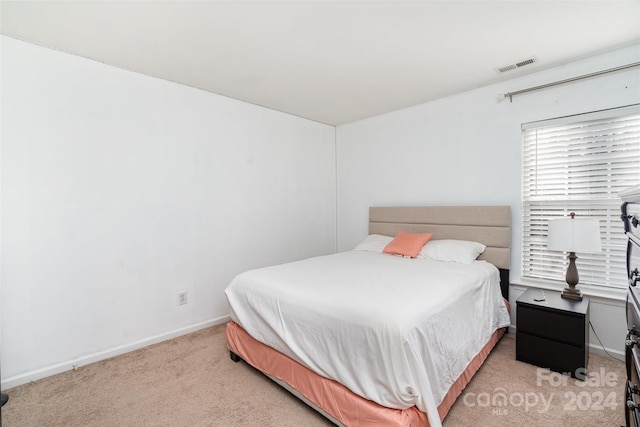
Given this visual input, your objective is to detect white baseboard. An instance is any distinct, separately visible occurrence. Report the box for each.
[4,317,623,391]
[588,342,625,362]
[1,315,230,390]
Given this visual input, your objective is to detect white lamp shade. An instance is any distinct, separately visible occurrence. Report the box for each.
[547,217,602,253]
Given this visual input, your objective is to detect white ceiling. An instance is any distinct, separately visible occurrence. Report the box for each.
[2,1,639,125]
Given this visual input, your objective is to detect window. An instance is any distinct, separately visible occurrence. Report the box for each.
[522,105,640,290]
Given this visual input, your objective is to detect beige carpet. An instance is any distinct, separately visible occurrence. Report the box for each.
[1,325,626,427]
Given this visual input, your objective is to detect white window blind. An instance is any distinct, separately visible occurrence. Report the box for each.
[522,105,640,289]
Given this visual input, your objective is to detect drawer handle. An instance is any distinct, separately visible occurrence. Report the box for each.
[631,268,640,287]
[626,328,639,347]
[623,214,640,228]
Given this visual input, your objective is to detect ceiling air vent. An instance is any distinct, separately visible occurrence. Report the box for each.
[496,57,537,73]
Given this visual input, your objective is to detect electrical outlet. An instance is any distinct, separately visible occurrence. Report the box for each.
[178,291,188,305]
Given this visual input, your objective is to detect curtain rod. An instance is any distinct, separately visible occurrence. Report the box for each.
[504,62,640,102]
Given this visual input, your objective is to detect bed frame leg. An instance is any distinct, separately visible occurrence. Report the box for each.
[229,350,242,363]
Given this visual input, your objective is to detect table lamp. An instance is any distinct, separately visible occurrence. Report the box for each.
[547,212,602,301]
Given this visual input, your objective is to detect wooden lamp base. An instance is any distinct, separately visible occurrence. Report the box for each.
[561,251,583,301]
[561,286,583,301]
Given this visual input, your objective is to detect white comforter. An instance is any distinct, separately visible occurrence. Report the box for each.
[225,251,510,427]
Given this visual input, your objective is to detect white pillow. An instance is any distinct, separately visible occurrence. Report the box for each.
[353,234,393,252]
[418,239,486,264]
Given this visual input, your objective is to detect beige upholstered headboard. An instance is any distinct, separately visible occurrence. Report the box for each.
[369,206,511,270]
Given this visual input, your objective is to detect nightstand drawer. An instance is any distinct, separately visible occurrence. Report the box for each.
[517,305,585,347]
[516,332,586,376]
[628,238,640,290]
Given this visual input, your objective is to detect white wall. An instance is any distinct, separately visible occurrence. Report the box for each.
[336,44,640,355]
[0,36,336,388]
[2,35,637,389]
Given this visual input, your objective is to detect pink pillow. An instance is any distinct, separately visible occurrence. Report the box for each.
[383,231,433,258]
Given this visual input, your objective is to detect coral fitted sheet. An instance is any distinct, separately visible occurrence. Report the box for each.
[227,321,506,427]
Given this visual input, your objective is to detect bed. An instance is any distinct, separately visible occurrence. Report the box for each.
[225,206,511,427]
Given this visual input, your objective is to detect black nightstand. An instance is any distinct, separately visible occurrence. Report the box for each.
[516,288,589,379]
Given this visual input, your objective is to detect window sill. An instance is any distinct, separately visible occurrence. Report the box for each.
[512,279,627,304]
